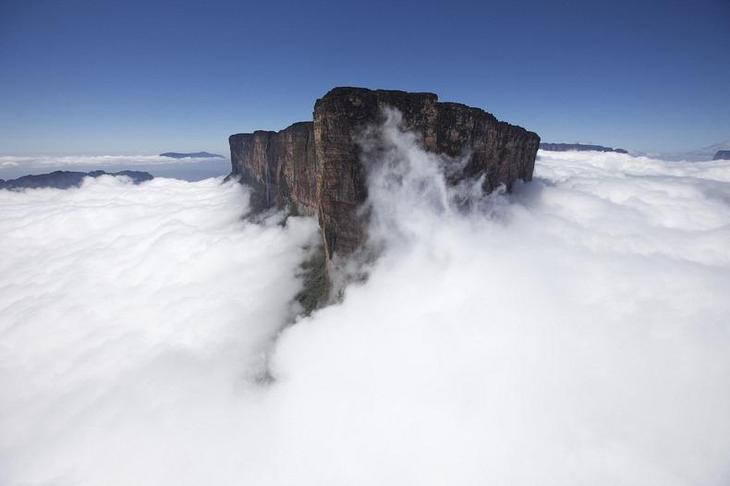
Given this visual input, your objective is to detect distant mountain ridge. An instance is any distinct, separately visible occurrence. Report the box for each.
[160,152,224,159]
[540,143,628,154]
[0,170,153,190]
[713,150,730,161]
[651,140,730,161]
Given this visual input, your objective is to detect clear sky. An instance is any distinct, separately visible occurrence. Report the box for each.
[1,0,728,155]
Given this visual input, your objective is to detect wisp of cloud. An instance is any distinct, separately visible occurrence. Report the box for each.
[1,124,729,485]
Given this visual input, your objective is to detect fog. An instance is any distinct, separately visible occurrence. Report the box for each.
[1,125,729,484]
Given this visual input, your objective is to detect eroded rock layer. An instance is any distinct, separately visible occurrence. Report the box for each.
[230,86,540,275]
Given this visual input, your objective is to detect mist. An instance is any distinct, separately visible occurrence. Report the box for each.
[1,123,729,485]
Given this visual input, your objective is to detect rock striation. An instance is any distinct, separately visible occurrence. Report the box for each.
[540,143,628,154]
[713,150,730,161]
[230,87,540,305]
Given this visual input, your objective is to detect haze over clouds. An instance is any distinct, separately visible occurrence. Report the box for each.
[0,154,231,182]
[1,130,729,485]
[0,154,227,167]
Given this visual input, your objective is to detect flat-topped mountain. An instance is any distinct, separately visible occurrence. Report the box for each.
[229,87,540,308]
[0,170,153,190]
[160,152,224,159]
[713,150,730,160]
[540,143,628,154]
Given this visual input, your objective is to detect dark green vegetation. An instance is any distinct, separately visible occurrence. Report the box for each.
[294,244,329,316]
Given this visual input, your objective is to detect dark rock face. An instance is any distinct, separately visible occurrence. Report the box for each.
[540,143,628,154]
[160,152,224,159]
[229,122,318,215]
[0,170,153,190]
[713,150,730,161]
[229,87,540,302]
[313,87,539,260]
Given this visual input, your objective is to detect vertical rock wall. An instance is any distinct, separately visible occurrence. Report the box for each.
[229,122,318,216]
[312,88,539,261]
[230,86,540,268]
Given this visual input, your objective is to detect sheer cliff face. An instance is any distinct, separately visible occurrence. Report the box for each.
[313,88,540,260]
[229,122,318,215]
[230,87,540,262]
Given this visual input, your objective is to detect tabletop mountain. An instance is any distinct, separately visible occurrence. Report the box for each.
[540,143,627,154]
[229,87,540,310]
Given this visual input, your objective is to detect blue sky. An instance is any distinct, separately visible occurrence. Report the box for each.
[1,0,728,155]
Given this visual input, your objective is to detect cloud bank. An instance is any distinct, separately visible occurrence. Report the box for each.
[1,132,729,485]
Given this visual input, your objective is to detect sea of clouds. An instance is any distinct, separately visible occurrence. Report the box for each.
[1,123,729,485]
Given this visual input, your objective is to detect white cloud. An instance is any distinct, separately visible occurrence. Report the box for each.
[1,125,729,486]
[0,176,319,484]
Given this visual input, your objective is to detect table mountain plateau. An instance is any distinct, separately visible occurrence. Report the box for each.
[539,142,628,154]
[229,87,540,310]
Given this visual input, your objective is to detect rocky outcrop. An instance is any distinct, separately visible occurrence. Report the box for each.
[713,150,730,161]
[0,170,153,190]
[230,87,540,305]
[540,143,628,154]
